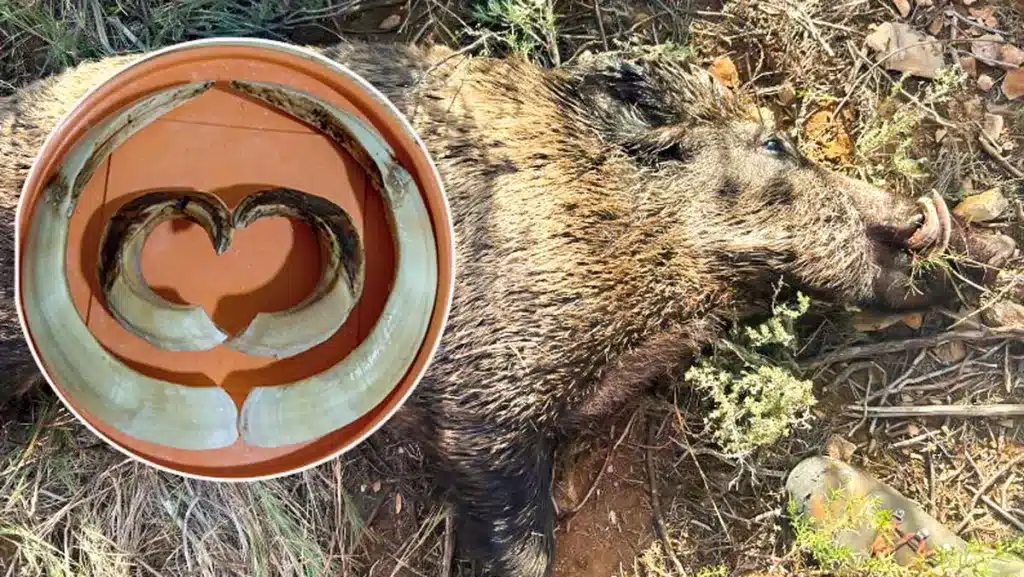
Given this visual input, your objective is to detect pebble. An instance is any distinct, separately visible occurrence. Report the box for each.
[978,74,995,91]
[952,188,1009,222]
[893,0,911,17]
[982,301,1024,328]
[918,0,933,6]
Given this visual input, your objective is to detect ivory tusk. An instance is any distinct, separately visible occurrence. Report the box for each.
[228,80,438,448]
[98,190,233,351]
[224,187,365,359]
[20,82,239,450]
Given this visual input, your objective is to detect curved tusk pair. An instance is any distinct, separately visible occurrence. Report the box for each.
[907,190,952,258]
[21,78,437,450]
[97,186,365,359]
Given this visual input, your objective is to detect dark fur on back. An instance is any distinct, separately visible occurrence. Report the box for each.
[0,40,1014,576]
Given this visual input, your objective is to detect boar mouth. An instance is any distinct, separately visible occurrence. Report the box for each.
[905,190,951,258]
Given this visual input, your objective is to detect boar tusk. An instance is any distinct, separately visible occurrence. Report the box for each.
[930,190,952,257]
[227,80,437,448]
[98,190,233,352]
[908,195,940,253]
[21,82,239,450]
[224,188,365,359]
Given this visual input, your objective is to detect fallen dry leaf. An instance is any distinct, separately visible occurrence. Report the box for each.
[934,340,968,364]
[1000,44,1024,70]
[709,55,739,88]
[901,312,924,329]
[803,108,854,164]
[779,82,796,105]
[972,33,1004,63]
[378,13,402,29]
[928,14,944,35]
[983,112,1005,142]
[851,310,906,332]
[978,74,996,91]
[894,0,911,17]
[967,6,999,28]
[1005,69,1024,100]
[959,55,977,77]
[953,188,1009,222]
[826,434,857,463]
[865,22,946,78]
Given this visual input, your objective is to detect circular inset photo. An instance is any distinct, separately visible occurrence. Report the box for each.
[14,37,455,482]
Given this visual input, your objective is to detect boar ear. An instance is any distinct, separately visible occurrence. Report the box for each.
[574,53,739,130]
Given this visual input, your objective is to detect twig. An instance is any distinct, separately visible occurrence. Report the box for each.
[441,506,454,577]
[559,408,639,520]
[806,328,1024,369]
[593,0,608,51]
[981,495,1024,532]
[977,129,1024,179]
[948,10,1008,36]
[646,418,686,577]
[955,452,1024,534]
[845,404,1024,418]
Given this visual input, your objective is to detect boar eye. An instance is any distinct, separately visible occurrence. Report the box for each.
[763,138,785,154]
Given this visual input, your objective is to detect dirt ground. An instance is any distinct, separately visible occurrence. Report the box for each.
[1,0,1023,576]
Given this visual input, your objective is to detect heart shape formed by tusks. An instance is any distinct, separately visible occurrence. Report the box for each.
[98,187,366,359]
[20,78,439,451]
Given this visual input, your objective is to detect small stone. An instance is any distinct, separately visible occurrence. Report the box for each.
[978,74,995,91]
[894,0,911,17]
[928,15,944,35]
[981,301,1024,328]
[865,23,946,78]
[953,188,1010,222]
[963,0,977,5]
[709,55,739,88]
[935,340,968,364]
[999,44,1024,70]
[972,33,1004,63]
[983,113,1005,142]
[918,0,933,6]
[959,55,977,77]
[1005,69,1024,100]
[935,128,947,142]
[779,82,796,105]
[378,13,402,29]
[826,434,857,463]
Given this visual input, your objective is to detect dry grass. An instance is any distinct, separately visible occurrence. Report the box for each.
[2,0,1023,576]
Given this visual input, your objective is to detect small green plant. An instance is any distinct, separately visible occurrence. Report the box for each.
[684,290,818,457]
[469,0,560,64]
[855,67,966,186]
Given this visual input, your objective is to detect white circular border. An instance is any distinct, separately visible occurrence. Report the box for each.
[13,37,456,484]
